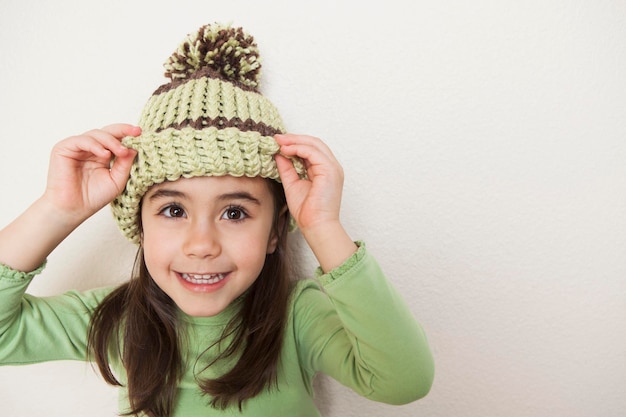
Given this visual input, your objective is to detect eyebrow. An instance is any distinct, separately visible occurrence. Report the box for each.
[147,188,261,205]
[216,191,262,206]
[147,189,186,201]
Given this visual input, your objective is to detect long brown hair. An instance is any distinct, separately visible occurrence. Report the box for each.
[88,179,291,416]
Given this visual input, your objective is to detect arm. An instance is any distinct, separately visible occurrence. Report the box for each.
[276,134,434,403]
[294,244,434,404]
[0,263,113,364]
[0,124,139,360]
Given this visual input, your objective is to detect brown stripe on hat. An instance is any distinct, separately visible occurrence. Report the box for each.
[138,75,285,134]
[153,116,283,136]
[153,67,259,96]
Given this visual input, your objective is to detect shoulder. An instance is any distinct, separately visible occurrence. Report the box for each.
[288,278,327,321]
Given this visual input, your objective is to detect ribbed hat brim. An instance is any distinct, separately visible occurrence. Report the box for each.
[111,126,293,244]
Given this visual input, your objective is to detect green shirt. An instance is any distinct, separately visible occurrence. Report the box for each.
[0,243,434,416]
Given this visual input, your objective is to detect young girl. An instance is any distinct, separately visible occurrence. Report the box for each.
[0,23,434,416]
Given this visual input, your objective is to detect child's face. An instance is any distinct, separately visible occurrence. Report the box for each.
[140,175,279,317]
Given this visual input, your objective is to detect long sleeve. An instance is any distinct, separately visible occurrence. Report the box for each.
[0,262,111,365]
[293,242,434,404]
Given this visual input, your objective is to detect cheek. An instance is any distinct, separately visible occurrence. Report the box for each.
[141,226,176,267]
[227,227,273,269]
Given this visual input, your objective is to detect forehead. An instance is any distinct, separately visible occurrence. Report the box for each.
[145,175,273,200]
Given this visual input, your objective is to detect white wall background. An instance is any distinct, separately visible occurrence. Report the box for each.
[1,0,625,416]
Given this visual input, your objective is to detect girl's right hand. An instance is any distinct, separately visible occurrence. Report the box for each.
[43,124,140,225]
[0,124,140,272]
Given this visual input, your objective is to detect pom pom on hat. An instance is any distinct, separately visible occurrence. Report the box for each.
[111,22,304,244]
[164,23,261,88]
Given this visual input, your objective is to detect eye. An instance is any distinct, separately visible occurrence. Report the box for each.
[222,206,248,221]
[160,204,186,218]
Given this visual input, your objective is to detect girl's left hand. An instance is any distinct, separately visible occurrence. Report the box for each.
[275,134,357,272]
[274,134,344,233]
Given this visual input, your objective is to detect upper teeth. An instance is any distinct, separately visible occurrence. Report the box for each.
[181,273,225,284]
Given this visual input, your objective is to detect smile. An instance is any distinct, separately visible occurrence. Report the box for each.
[180,273,226,285]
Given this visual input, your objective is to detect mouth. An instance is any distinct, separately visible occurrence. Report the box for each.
[180,272,227,285]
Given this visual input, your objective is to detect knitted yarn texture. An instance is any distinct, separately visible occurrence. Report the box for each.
[111,23,304,244]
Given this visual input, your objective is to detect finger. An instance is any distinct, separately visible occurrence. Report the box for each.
[56,135,114,160]
[80,126,140,157]
[275,133,324,146]
[275,134,335,160]
[100,123,142,139]
[278,142,337,174]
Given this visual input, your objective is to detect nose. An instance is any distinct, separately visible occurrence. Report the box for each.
[183,220,221,258]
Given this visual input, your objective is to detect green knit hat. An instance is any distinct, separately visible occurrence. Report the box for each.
[111,23,304,244]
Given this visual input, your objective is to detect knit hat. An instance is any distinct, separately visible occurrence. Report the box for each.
[111,23,304,244]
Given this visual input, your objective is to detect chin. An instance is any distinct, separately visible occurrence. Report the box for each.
[179,304,226,318]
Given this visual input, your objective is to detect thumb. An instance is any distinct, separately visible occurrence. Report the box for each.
[275,153,301,188]
[109,149,137,192]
